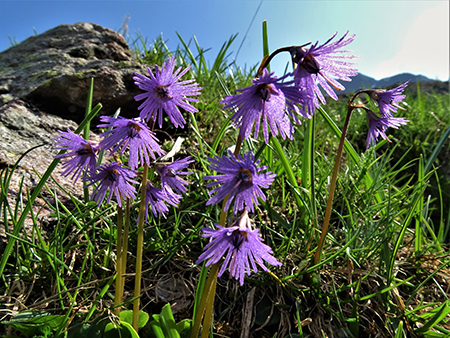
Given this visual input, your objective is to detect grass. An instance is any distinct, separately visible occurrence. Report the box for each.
[1,27,450,338]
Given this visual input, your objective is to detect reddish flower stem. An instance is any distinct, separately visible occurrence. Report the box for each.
[313,95,364,266]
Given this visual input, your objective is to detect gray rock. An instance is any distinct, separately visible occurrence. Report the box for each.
[0,22,150,123]
[0,99,102,228]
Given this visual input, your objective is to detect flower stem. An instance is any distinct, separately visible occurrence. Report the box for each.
[200,265,219,338]
[121,198,131,297]
[189,263,219,338]
[133,164,149,331]
[256,43,311,76]
[114,205,124,315]
[192,135,243,338]
[313,103,354,266]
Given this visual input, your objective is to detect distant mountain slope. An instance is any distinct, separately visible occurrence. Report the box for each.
[341,72,439,94]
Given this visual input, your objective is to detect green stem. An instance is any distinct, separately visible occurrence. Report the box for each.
[114,205,124,315]
[313,103,354,266]
[191,136,243,338]
[121,198,131,298]
[133,164,149,331]
[190,263,220,338]
[200,265,219,338]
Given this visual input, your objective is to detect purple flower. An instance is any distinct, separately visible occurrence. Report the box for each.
[85,162,138,207]
[365,109,409,149]
[97,116,164,170]
[156,156,194,194]
[221,68,313,144]
[292,31,358,107]
[133,56,202,128]
[196,210,281,286]
[143,183,181,220]
[54,129,98,183]
[203,151,276,214]
[368,81,409,117]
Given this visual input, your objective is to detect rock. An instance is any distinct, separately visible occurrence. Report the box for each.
[0,99,102,230]
[0,22,150,124]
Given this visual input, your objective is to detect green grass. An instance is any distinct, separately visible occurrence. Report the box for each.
[1,28,449,338]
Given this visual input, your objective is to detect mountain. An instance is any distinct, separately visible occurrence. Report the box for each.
[341,72,441,94]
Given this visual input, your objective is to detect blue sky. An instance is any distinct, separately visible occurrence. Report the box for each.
[1,0,448,81]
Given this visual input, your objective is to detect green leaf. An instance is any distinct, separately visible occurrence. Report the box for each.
[149,304,191,338]
[120,310,149,329]
[394,320,404,338]
[150,304,192,338]
[424,124,450,175]
[415,300,450,334]
[104,321,139,338]
[150,319,166,338]
[262,21,270,72]
[155,303,179,338]
[421,332,450,338]
[1,310,66,337]
[176,319,192,335]
[270,136,305,212]
[68,323,101,338]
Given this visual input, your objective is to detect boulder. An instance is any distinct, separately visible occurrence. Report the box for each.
[0,22,152,233]
[0,22,150,123]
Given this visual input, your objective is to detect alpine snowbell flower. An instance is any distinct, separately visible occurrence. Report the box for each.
[85,162,138,207]
[196,210,281,286]
[54,129,98,183]
[156,156,194,195]
[292,31,358,107]
[368,81,409,117]
[221,68,313,144]
[365,109,409,149]
[133,56,202,128]
[203,151,276,214]
[143,182,181,220]
[98,116,164,170]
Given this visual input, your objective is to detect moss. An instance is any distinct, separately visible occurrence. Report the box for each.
[38,79,53,88]
[112,61,132,70]
[0,94,13,103]
[0,67,14,74]
[28,70,58,82]
[25,53,41,61]
[73,69,97,79]
[19,62,33,70]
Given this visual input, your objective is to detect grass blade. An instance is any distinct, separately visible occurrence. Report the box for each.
[0,103,102,278]
[270,136,305,213]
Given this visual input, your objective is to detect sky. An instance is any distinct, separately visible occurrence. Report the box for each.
[0,0,449,81]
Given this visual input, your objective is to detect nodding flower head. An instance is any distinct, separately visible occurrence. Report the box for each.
[85,162,138,207]
[221,68,313,144]
[157,156,194,195]
[97,116,164,170]
[133,56,202,129]
[54,128,98,183]
[203,151,276,214]
[368,81,409,117]
[365,108,408,149]
[294,51,321,75]
[292,31,358,107]
[196,210,281,286]
[142,182,181,220]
